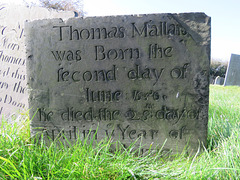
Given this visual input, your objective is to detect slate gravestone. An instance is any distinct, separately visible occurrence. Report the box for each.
[0,3,74,118]
[214,76,224,85]
[26,13,211,154]
[224,54,240,86]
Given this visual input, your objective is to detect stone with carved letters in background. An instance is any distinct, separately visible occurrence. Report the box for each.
[0,3,75,119]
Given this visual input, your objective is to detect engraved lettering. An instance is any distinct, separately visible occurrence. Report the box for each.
[105,123,115,138]
[79,28,90,39]
[132,21,188,38]
[169,126,187,139]
[127,64,164,85]
[149,44,173,59]
[51,50,81,61]
[53,26,125,41]
[0,67,10,77]
[13,81,25,94]
[155,106,199,124]
[98,108,120,120]
[128,129,157,140]
[0,37,20,51]
[0,51,26,66]
[86,88,122,102]
[170,63,190,79]
[2,94,25,108]
[129,130,136,139]
[125,108,140,120]
[38,108,53,121]
[57,65,117,82]
[95,45,140,60]
[83,71,93,81]
[60,107,120,121]
[26,13,210,154]
[150,130,158,139]
[117,124,129,140]
[137,130,147,138]
[105,129,115,138]
[83,130,97,139]
[132,90,165,101]
[142,110,151,120]
[0,81,8,89]
[11,68,26,80]
[132,21,149,37]
[53,25,70,41]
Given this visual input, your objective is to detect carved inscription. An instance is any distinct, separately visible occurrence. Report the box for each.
[149,44,173,59]
[53,25,125,41]
[36,124,159,141]
[0,15,27,116]
[51,50,81,61]
[27,13,210,154]
[86,88,122,102]
[0,51,26,66]
[57,65,117,82]
[0,95,26,108]
[127,64,165,85]
[0,4,74,117]
[131,21,187,37]
[95,46,140,60]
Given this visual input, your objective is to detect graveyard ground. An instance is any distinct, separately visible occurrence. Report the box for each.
[0,85,240,179]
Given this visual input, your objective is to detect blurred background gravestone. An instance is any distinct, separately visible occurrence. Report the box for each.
[0,3,75,119]
[224,54,240,86]
[214,76,224,85]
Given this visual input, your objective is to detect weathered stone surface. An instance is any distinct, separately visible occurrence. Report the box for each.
[0,3,75,118]
[224,54,240,86]
[26,13,211,154]
[214,76,224,85]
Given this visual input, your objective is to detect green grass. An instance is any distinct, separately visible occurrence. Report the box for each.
[1,85,240,179]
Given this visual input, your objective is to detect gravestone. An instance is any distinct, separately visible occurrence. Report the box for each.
[214,76,224,85]
[0,3,75,118]
[224,54,240,86]
[26,13,211,154]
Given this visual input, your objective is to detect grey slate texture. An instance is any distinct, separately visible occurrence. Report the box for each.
[25,13,211,154]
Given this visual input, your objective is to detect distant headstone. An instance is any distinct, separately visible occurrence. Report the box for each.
[26,13,211,154]
[224,54,240,86]
[214,76,224,85]
[0,3,75,118]
[209,76,214,84]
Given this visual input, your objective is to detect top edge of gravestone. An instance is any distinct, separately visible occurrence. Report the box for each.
[231,53,240,57]
[79,12,209,18]
[25,12,210,22]
[25,12,211,27]
[25,12,210,47]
